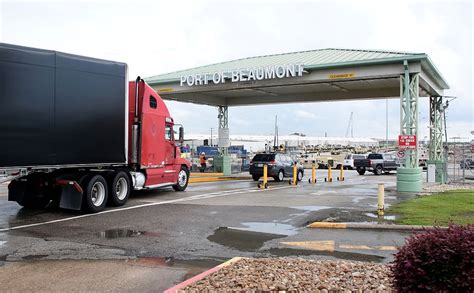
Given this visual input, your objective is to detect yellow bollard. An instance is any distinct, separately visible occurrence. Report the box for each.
[292,163,297,186]
[325,164,332,182]
[377,183,384,216]
[258,164,269,189]
[262,164,268,189]
[337,164,345,181]
[309,163,316,184]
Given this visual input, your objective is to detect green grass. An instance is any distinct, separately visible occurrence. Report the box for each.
[390,189,474,226]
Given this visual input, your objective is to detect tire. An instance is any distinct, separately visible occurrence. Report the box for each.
[107,171,131,207]
[173,166,189,191]
[297,171,303,181]
[252,175,260,181]
[374,165,383,176]
[82,174,108,213]
[274,170,284,182]
[357,168,366,175]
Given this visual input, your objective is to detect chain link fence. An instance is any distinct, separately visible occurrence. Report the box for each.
[446,142,473,183]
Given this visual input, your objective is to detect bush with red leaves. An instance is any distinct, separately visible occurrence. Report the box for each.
[391,225,474,292]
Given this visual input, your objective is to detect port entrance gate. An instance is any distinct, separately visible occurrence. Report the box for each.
[146,49,450,192]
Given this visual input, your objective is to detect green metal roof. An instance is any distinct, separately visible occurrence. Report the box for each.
[145,48,448,89]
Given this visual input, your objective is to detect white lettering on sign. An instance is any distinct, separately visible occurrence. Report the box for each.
[179,63,305,86]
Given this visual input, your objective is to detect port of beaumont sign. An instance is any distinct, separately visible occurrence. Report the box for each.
[398,134,417,150]
[180,63,305,86]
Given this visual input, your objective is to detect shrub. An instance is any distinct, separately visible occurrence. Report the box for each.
[391,225,473,292]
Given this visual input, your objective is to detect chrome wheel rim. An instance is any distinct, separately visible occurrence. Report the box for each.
[278,171,284,181]
[297,172,302,181]
[91,181,105,207]
[178,170,187,186]
[115,177,128,201]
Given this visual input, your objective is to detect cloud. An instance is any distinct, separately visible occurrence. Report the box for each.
[294,110,319,120]
[1,0,471,138]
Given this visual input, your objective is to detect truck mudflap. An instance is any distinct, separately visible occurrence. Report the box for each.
[56,180,84,210]
[7,179,28,203]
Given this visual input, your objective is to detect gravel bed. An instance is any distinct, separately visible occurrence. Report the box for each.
[422,182,473,193]
[182,257,393,292]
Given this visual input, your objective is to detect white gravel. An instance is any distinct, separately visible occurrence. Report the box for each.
[183,257,393,292]
[422,182,474,194]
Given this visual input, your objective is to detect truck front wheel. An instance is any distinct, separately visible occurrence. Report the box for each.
[82,174,108,213]
[173,166,189,191]
[107,171,130,207]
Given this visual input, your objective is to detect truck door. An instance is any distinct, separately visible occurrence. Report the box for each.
[163,123,178,182]
[164,124,175,164]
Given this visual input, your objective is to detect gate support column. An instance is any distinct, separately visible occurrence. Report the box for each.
[427,96,446,183]
[214,105,231,175]
[397,61,422,192]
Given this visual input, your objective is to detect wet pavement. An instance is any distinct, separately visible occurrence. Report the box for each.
[0,171,416,291]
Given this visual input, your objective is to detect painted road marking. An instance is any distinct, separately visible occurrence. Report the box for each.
[339,244,373,250]
[281,241,335,252]
[374,246,398,251]
[282,241,398,252]
[0,186,292,232]
[307,222,347,229]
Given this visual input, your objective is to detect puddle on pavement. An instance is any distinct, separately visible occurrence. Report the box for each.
[231,222,298,236]
[208,227,287,251]
[291,206,332,212]
[128,257,223,280]
[97,229,162,239]
[365,213,397,221]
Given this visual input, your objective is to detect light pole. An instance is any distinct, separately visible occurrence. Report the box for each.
[210,128,213,146]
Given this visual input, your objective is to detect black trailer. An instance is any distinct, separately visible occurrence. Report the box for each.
[0,43,127,168]
[0,43,129,212]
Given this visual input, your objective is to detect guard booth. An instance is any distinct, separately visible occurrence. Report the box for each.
[145,48,449,192]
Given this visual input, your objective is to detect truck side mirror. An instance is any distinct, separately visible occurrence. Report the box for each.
[179,126,184,143]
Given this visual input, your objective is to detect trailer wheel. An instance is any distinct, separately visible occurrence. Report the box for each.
[173,166,189,191]
[107,171,131,207]
[82,174,108,213]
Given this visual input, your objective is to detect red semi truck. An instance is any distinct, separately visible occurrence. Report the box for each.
[0,43,190,213]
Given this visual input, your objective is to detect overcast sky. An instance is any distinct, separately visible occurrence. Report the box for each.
[1,0,472,140]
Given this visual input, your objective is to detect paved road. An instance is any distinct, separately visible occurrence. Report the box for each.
[0,170,414,291]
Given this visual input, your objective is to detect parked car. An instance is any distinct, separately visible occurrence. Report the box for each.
[343,154,367,169]
[249,153,304,182]
[460,159,474,169]
[353,153,400,175]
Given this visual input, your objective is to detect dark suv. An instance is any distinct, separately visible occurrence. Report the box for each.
[249,153,304,182]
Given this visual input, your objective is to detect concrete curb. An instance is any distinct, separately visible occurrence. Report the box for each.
[189,177,251,183]
[164,257,242,293]
[307,222,447,231]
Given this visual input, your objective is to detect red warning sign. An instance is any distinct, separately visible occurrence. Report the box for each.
[398,135,417,150]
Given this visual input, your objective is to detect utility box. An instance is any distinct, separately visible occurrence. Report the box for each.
[213,155,231,176]
[427,164,436,183]
[426,160,446,183]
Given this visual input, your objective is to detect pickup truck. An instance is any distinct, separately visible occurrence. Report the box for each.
[353,153,399,175]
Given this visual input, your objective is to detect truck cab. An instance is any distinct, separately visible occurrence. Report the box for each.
[128,80,190,189]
